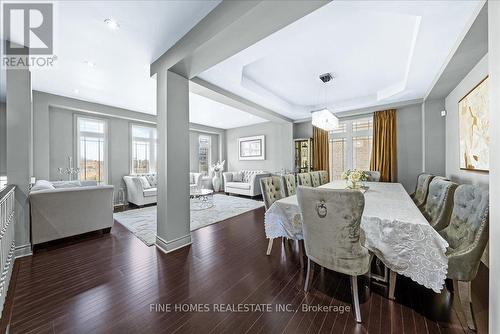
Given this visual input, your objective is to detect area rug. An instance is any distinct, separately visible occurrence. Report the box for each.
[113,194,264,246]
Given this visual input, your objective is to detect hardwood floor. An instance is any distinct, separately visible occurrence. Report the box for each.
[4,207,487,333]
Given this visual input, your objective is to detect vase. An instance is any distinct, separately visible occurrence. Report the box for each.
[212,173,221,192]
[347,180,360,189]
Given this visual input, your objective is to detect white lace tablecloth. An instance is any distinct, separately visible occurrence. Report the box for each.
[264,181,449,293]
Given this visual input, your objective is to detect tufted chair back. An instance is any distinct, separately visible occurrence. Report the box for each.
[318,171,329,185]
[412,173,435,207]
[297,173,312,187]
[281,174,297,197]
[297,186,370,276]
[259,176,285,211]
[422,178,458,231]
[364,171,381,182]
[439,185,489,281]
[310,172,321,187]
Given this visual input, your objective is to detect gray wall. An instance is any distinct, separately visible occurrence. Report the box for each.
[189,130,220,173]
[33,91,157,202]
[445,54,489,186]
[423,99,446,176]
[396,104,423,192]
[293,121,312,139]
[0,102,6,175]
[226,121,293,172]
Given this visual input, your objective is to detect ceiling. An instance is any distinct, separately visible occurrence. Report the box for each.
[189,93,267,130]
[0,0,220,113]
[198,0,484,120]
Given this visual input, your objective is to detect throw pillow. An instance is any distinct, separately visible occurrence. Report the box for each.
[138,176,151,189]
[232,172,243,182]
[52,181,82,188]
[31,180,56,192]
[146,174,157,187]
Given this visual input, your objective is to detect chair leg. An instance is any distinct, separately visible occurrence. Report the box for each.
[388,270,397,300]
[453,280,476,331]
[351,276,362,323]
[266,238,274,256]
[304,258,313,292]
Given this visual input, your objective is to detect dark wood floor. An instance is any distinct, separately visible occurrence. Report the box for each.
[4,207,488,334]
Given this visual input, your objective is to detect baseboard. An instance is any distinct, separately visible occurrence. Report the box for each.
[14,244,32,258]
[155,234,192,254]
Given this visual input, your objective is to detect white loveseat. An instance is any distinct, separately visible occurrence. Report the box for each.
[223,170,270,197]
[124,173,202,206]
[29,180,114,245]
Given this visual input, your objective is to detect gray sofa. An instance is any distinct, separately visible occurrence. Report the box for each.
[29,180,114,245]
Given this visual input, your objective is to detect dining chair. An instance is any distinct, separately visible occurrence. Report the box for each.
[297,172,312,187]
[281,174,296,197]
[421,178,458,231]
[438,184,489,331]
[364,171,381,182]
[297,186,371,323]
[318,170,329,185]
[260,176,285,256]
[310,171,321,187]
[411,173,435,208]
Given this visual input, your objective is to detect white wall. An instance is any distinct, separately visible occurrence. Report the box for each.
[226,121,293,172]
[445,54,489,186]
[488,1,500,332]
[0,102,6,176]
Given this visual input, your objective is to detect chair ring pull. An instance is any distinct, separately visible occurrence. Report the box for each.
[316,201,327,218]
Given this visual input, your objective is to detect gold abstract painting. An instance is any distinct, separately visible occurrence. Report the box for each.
[459,76,489,171]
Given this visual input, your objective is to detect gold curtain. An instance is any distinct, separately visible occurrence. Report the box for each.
[370,110,397,182]
[312,126,329,174]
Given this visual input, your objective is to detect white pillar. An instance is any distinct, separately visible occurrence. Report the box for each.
[155,70,191,252]
[488,1,500,333]
[6,67,33,256]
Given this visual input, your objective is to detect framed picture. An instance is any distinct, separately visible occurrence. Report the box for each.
[239,135,265,160]
[459,76,489,172]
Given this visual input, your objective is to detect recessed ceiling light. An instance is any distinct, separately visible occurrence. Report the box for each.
[84,60,96,68]
[104,18,120,30]
[74,89,80,94]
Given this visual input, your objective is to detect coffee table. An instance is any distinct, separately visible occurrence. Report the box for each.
[190,188,214,211]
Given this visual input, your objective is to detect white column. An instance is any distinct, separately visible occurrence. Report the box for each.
[155,70,191,252]
[489,1,500,333]
[6,67,33,256]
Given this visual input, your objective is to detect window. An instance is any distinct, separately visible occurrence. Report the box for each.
[131,124,157,174]
[198,135,211,175]
[77,116,107,184]
[329,117,373,180]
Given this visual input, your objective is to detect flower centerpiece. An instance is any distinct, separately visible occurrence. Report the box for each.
[210,160,225,192]
[341,169,368,189]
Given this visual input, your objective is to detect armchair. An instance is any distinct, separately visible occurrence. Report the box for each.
[439,185,489,331]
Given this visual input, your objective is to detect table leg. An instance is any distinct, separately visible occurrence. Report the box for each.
[388,270,397,300]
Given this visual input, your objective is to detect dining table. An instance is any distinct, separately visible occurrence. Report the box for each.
[264,181,449,294]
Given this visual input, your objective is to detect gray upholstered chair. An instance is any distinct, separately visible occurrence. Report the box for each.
[438,185,489,331]
[281,174,296,197]
[411,173,435,208]
[297,186,371,323]
[421,178,458,231]
[260,176,285,255]
[310,171,321,187]
[318,170,329,185]
[297,172,312,187]
[364,171,381,182]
